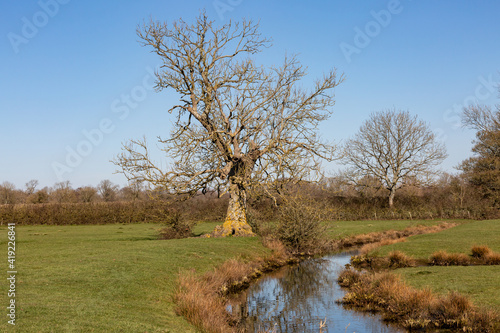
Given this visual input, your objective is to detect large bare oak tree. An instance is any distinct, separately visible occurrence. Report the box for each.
[114,14,343,236]
[342,109,447,207]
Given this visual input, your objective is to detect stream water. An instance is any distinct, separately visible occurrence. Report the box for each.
[228,252,405,333]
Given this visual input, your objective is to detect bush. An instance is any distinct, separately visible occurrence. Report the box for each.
[158,209,193,240]
[276,197,327,253]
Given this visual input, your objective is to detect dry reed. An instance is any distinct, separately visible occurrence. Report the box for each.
[338,269,500,331]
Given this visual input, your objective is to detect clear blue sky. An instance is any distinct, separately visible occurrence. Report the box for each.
[1,0,499,189]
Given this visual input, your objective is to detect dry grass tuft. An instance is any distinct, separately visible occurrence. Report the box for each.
[205,259,257,294]
[338,268,500,331]
[485,252,500,265]
[429,250,470,266]
[175,272,234,333]
[388,250,416,268]
[471,245,492,259]
[262,236,289,261]
[337,268,363,288]
[467,246,500,265]
[175,260,257,333]
[429,291,472,323]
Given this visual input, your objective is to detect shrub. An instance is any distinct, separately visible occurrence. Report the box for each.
[276,197,327,253]
[158,209,193,239]
[471,245,492,259]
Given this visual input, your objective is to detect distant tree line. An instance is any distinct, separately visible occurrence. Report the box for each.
[0,179,145,205]
[0,166,499,225]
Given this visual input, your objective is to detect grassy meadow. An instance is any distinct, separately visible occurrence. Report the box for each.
[0,223,270,332]
[0,218,494,332]
[373,219,500,309]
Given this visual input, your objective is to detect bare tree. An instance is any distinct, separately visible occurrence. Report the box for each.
[462,104,499,132]
[31,187,49,204]
[448,173,468,208]
[342,109,447,208]
[460,98,500,203]
[52,181,75,203]
[25,179,39,196]
[120,181,144,201]
[77,186,98,203]
[97,180,119,202]
[0,182,17,205]
[114,13,343,236]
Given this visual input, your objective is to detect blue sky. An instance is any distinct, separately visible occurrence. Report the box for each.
[1,0,499,189]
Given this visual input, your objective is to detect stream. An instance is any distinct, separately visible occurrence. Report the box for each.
[228,252,404,333]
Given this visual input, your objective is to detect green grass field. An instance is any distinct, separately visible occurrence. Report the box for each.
[375,219,500,258]
[0,223,270,332]
[373,220,500,310]
[0,219,484,332]
[397,266,500,309]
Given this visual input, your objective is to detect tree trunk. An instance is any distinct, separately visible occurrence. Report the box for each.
[388,187,396,208]
[212,181,254,237]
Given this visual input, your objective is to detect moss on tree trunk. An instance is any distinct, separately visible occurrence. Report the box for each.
[212,182,254,237]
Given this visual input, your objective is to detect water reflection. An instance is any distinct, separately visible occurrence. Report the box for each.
[230,252,404,333]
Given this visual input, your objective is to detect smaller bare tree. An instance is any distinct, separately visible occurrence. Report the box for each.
[78,186,98,203]
[52,181,75,203]
[0,182,17,205]
[97,180,119,202]
[342,109,447,207]
[25,179,39,196]
[31,187,50,204]
[120,181,144,201]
